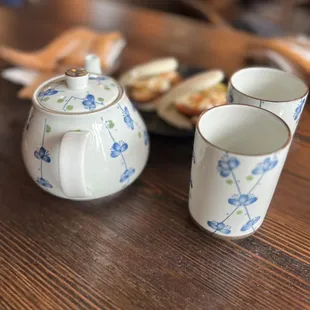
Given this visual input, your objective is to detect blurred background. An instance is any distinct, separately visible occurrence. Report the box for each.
[1,0,310,35]
[1,0,310,89]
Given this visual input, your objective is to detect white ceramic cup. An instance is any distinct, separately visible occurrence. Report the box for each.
[227,67,308,134]
[189,104,291,239]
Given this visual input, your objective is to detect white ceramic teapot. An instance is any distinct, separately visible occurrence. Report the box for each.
[22,68,149,200]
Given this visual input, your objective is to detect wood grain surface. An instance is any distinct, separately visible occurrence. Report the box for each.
[0,1,309,309]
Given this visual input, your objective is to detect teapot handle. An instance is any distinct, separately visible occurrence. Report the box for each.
[59,131,92,198]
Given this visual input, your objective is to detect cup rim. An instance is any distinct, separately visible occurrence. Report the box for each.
[197,104,292,157]
[229,67,309,103]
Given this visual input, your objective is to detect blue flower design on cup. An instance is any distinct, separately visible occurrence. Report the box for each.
[143,131,149,146]
[36,177,53,188]
[207,221,231,234]
[241,216,261,232]
[123,107,134,130]
[120,168,135,183]
[34,146,51,163]
[204,152,280,236]
[228,194,258,207]
[82,94,96,110]
[39,88,58,97]
[217,157,240,177]
[110,141,128,158]
[252,157,278,175]
[293,98,306,122]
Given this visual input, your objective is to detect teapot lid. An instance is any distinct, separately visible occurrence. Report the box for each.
[34,68,120,114]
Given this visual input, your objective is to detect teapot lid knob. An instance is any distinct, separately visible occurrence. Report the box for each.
[65,68,89,91]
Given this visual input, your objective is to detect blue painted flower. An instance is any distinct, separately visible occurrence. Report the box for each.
[293,98,306,122]
[110,141,128,158]
[36,177,53,188]
[39,88,58,97]
[82,94,96,110]
[241,216,261,231]
[227,87,233,103]
[34,147,51,163]
[120,168,135,183]
[123,107,134,130]
[252,157,278,175]
[207,221,231,234]
[217,157,240,177]
[228,194,257,207]
[89,76,107,83]
[143,131,149,146]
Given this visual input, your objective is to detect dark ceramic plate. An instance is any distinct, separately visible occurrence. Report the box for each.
[131,65,226,137]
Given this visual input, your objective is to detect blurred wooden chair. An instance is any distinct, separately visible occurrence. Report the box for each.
[181,0,310,83]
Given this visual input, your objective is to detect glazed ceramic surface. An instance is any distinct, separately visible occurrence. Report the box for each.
[189,105,291,239]
[22,70,149,200]
[228,67,308,134]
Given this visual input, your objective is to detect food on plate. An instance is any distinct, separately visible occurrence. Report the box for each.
[175,83,227,116]
[155,70,226,130]
[119,58,182,111]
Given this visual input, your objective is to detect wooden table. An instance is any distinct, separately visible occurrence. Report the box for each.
[0,2,309,309]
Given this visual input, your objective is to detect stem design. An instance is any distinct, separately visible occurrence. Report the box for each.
[216,155,266,233]
[244,172,265,232]
[117,102,143,131]
[103,117,116,142]
[40,119,47,178]
[120,153,128,169]
[213,166,242,231]
[222,206,241,223]
[102,117,131,184]
[248,173,265,195]
[231,169,241,195]
[216,168,241,228]
[213,205,241,234]
[42,119,47,146]
[37,118,52,189]
[232,165,255,231]
[214,153,274,234]
[244,206,255,232]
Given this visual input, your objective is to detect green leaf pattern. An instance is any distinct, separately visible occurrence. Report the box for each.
[107,120,114,129]
[45,125,51,133]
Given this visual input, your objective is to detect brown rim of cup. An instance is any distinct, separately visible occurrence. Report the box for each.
[229,67,309,103]
[196,104,292,157]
